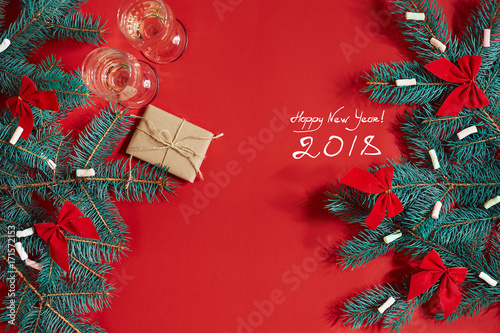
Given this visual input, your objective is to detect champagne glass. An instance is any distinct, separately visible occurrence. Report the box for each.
[81,47,159,108]
[117,0,188,64]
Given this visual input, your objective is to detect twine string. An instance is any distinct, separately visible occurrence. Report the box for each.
[129,116,223,180]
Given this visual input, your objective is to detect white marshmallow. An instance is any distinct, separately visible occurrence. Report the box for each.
[484,196,500,209]
[395,79,417,87]
[383,230,402,244]
[429,149,440,169]
[47,159,57,170]
[430,38,446,52]
[25,258,42,270]
[16,227,34,238]
[406,12,425,21]
[479,272,497,286]
[76,168,96,177]
[15,242,28,261]
[431,201,442,219]
[484,29,491,47]
[378,297,396,313]
[457,126,477,140]
[0,39,11,53]
[9,126,24,145]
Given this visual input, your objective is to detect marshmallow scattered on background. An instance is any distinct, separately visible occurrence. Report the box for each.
[430,38,446,52]
[396,79,417,87]
[47,159,57,170]
[406,12,425,21]
[16,227,34,238]
[479,272,498,286]
[457,126,478,140]
[0,39,11,53]
[431,201,442,219]
[25,258,42,271]
[378,297,396,313]
[14,229,43,270]
[9,126,24,145]
[15,242,28,261]
[484,29,491,47]
[76,168,96,177]
[384,230,402,244]
[484,196,500,209]
[429,149,440,169]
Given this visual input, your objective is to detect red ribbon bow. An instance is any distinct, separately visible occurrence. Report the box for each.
[425,55,489,116]
[5,75,59,140]
[407,250,467,318]
[340,165,403,229]
[34,201,99,273]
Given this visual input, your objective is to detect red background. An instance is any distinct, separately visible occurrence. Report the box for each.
[2,0,499,332]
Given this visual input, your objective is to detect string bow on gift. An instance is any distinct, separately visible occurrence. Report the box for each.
[34,201,99,273]
[425,55,489,116]
[340,165,403,229]
[5,75,59,140]
[131,117,223,180]
[407,250,468,318]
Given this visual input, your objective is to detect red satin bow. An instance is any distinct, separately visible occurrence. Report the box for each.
[407,250,467,318]
[340,165,403,229]
[425,55,489,116]
[5,76,59,140]
[35,201,99,273]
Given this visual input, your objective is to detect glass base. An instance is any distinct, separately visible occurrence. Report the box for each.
[142,19,188,64]
[120,61,159,108]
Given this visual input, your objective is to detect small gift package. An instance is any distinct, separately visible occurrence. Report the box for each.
[126,105,222,182]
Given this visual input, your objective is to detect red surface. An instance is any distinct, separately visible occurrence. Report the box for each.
[2,0,500,332]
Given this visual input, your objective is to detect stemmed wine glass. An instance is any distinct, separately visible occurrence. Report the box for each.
[117,0,188,64]
[81,46,159,108]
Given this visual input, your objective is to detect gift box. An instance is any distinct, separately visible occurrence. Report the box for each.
[126,105,222,183]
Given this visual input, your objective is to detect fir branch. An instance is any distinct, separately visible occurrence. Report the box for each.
[433,208,497,250]
[68,254,107,281]
[89,159,175,202]
[388,0,452,62]
[381,286,436,332]
[325,184,373,226]
[460,0,500,58]
[328,1,500,330]
[337,225,399,269]
[437,285,499,322]
[363,61,452,105]
[341,282,436,332]
[0,125,64,175]
[1,254,45,310]
[1,171,174,206]
[51,12,107,45]
[78,184,129,248]
[0,0,7,29]
[72,104,133,169]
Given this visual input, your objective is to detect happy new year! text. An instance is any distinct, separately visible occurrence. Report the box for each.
[290,107,385,159]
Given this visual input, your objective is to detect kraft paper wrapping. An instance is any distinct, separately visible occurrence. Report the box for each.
[126,105,217,183]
